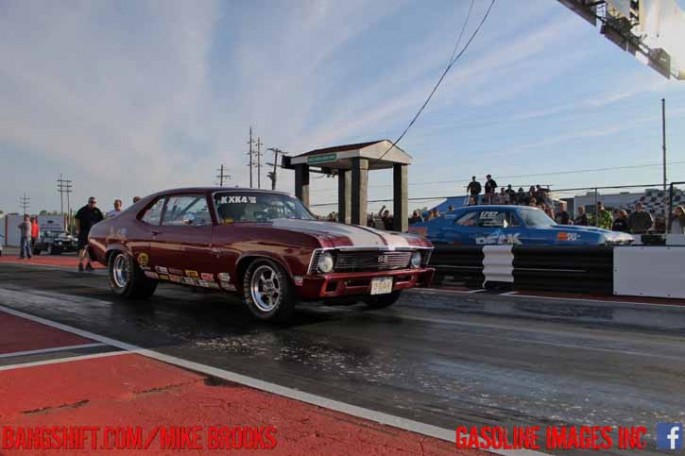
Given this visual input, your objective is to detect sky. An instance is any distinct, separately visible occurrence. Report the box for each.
[0,0,684,216]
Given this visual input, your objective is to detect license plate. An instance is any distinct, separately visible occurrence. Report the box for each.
[370,277,393,295]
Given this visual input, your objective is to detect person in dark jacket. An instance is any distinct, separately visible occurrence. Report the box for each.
[75,197,104,271]
[574,206,589,226]
[611,209,630,232]
[628,202,653,234]
[466,176,482,205]
[484,175,498,204]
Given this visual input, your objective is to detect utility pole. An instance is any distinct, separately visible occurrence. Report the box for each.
[266,148,286,191]
[662,98,667,224]
[247,127,255,188]
[256,137,263,189]
[57,176,73,232]
[19,193,30,214]
[216,165,231,187]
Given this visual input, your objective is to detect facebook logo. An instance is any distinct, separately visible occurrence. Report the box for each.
[656,423,683,450]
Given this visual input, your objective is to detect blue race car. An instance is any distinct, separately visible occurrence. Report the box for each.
[408,205,634,246]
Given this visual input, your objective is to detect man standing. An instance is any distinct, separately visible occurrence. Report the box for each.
[378,205,394,230]
[466,176,482,205]
[555,201,571,225]
[107,199,123,218]
[484,174,498,205]
[17,214,32,259]
[75,196,104,271]
[505,185,517,204]
[628,202,653,234]
[595,201,613,230]
[574,206,589,226]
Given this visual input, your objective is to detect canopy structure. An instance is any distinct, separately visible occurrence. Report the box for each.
[283,140,413,231]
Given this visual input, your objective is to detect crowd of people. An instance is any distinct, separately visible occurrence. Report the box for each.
[16,196,144,269]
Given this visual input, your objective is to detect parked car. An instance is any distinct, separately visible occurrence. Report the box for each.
[88,188,434,321]
[408,205,634,246]
[33,231,79,255]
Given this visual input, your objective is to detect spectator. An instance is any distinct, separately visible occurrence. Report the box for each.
[544,204,555,220]
[595,202,613,230]
[528,197,537,207]
[505,185,517,204]
[517,187,527,205]
[555,202,571,225]
[367,214,376,228]
[484,174,498,204]
[75,196,104,272]
[574,206,589,226]
[628,202,653,234]
[498,188,509,205]
[467,196,477,206]
[378,205,393,230]
[409,210,423,224]
[30,215,39,249]
[107,199,123,218]
[466,176,482,205]
[17,214,32,259]
[612,209,630,232]
[427,208,440,220]
[670,205,685,234]
[132,196,142,204]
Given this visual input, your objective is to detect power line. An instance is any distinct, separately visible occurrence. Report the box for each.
[19,193,30,214]
[368,0,496,170]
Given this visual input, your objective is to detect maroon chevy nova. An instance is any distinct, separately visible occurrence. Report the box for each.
[88,188,434,321]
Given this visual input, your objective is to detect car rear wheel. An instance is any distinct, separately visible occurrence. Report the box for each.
[242,259,295,322]
[362,290,402,309]
[108,252,157,299]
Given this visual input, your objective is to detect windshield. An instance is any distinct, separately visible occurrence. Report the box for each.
[518,208,557,228]
[214,192,314,223]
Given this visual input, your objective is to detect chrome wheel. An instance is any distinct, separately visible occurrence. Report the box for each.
[250,265,281,312]
[112,254,130,289]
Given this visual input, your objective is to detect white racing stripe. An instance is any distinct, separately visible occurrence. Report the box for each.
[0,290,551,456]
[271,219,409,248]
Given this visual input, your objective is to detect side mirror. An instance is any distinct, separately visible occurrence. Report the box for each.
[183,213,196,225]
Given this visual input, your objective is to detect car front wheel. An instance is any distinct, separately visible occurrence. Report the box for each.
[362,290,402,309]
[108,252,157,299]
[242,259,295,322]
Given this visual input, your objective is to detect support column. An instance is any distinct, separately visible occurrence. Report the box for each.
[351,158,368,225]
[337,169,351,224]
[393,164,408,232]
[294,164,310,208]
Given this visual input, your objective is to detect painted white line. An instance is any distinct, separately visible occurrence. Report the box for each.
[0,343,106,359]
[499,291,519,296]
[0,293,550,456]
[0,350,126,372]
[466,289,486,294]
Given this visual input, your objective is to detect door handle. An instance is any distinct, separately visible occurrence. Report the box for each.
[152,230,162,236]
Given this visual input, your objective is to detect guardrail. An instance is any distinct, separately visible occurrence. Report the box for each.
[429,244,684,298]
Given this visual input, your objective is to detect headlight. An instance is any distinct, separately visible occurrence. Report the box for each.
[410,251,422,268]
[318,252,334,273]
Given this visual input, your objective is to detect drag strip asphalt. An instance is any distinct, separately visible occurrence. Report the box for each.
[1,263,684,455]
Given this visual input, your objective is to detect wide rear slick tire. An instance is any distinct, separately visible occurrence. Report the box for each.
[242,259,295,322]
[362,290,402,309]
[108,252,157,299]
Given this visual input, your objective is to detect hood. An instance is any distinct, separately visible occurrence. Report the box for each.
[270,218,429,249]
[547,225,611,234]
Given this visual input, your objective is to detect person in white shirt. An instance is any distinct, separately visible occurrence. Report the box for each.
[106,199,123,218]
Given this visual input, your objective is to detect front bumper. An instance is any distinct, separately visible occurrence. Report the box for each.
[295,267,435,299]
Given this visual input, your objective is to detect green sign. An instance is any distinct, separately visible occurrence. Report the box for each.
[307,153,337,165]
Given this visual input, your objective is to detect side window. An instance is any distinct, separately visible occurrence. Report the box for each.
[140,198,166,225]
[509,212,521,228]
[455,211,478,227]
[161,195,211,227]
[477,210,506,228]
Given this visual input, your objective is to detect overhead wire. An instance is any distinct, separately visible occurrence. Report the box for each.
[366,0,497,170]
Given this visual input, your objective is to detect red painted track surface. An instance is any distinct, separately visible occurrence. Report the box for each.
[0,311,488,455]
[0,313,94,354]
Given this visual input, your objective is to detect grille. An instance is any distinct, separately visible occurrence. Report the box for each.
[334,251,412,272]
